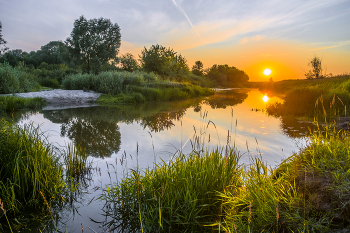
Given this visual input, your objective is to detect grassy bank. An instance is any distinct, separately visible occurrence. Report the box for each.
[261,75,350,118]
[62,71,215,104]
[102,149,242,232]
[102,127,350,232]
[0,95,46,112]
[0,119,89,232]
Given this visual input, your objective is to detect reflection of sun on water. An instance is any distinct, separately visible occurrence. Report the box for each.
[263,95,269,103]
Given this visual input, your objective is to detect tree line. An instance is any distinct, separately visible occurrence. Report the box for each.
[0,16,249,87]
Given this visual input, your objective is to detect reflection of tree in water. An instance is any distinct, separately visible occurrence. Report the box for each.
[43,108,121,158]
[204,89,248,109]
[140,110,186,132]
[279,116,315,138]
[61,119,121,157]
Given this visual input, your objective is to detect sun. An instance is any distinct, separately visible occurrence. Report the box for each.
[263,68,272,76]
[263,94,269,103]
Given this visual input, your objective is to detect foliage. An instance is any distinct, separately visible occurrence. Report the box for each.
[0,96,46,112]
[192,60,204,76]
[0,63,40,94]
[102,148,242,232]
[139,44,189,80]
[305,55,323,79]
[0,21,8,54]
[265,74,350,117]
[207,64,249,87]
[66,15,121,74]
[119,53,139,72]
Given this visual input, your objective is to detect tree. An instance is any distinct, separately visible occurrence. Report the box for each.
[305,55,322,79]
[120,53,139,72]
[206,64,249,87]
[66,16,121,74]
[192,60,204,76]
[0,21,8,55]
[139,44,189,80]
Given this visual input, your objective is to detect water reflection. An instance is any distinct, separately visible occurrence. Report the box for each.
[9,88,318,232]
[204,89,248,109]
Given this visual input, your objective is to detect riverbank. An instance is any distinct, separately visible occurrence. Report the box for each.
[102,126,350,232]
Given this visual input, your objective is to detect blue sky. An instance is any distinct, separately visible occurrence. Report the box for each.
[1,0,349,80]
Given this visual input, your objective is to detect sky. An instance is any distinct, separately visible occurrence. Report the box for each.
[1,0,350,81]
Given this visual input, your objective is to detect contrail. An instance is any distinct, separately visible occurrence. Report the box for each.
[170,0,204,41]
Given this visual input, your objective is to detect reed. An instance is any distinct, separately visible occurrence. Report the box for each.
[102,148,242,232]
[0,96,46,112]
[266,75,350,117]
[0,119,65,214]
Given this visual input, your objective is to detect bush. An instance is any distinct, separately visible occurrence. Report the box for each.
[0,64,40,94]
[41,78,60,88]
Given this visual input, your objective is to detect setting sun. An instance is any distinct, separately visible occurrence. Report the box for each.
[263,94,269,103]
[263,68,272,76]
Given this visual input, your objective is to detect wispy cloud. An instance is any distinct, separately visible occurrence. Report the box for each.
[170,0,203,41]
[308,41,350,51]
[240,35,264,44]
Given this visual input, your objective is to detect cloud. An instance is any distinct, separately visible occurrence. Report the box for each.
[239,35,264,44]
[170,0,203,41]
[308,41,350,51]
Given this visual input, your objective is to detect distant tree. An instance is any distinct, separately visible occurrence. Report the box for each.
[139,44,189,80]
[0,49,25,66]
[305,55,323,79]
[207,64,249,87]
[120,53,139,72]
[0,21,8,55]
[192,60,204,76]
[66,15,121,74]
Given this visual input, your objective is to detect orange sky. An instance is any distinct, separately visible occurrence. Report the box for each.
[121,37,350,82]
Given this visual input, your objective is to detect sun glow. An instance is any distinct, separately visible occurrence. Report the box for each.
[263,95,269,103]
[263,68,272,76]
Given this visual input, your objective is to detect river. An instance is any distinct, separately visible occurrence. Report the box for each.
[13,88,313,232]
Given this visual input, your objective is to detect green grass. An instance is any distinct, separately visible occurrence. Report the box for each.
[0,63,41,94]
[0,119,65,213]
[101,125,350,232]
[63,70,214,104]
[0,119,91,232]
[102,148,242,232]
[264,75,350,118]
[0,96,46,112]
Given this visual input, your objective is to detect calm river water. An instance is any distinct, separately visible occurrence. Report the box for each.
[14,88,313,232]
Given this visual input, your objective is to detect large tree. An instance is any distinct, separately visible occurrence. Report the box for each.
[192,60,204,76]
[0,21,8,54]
[119,53,139,72]
[66,16,121,74]
[207,64,249,87]
[139,44,189,80]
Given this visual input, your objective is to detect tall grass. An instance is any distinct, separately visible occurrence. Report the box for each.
[102,148,242,232]
[62,70,214,104]
[0,119,65,213]
[266,75,350,117]
[0,118,92,232]
[220,126,350,232]
[62,71,149,94]
[0,63,40,94]
[0,96,46,112]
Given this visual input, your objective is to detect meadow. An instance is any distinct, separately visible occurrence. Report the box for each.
[260,74,350,119]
